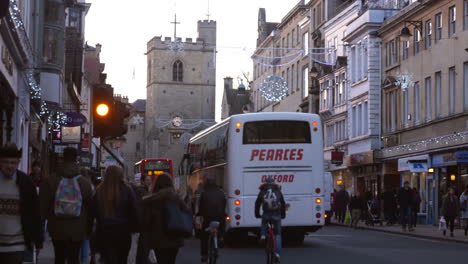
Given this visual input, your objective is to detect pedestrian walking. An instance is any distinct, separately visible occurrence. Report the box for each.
[381,188,397,225]
[397,181,414,232]
[0,144,43,264]
[335,185,349,224]
[39,147,94,264]
[93,165,139,264]
[134,174,153,264]
[442,188,460,237]
[142,174,189,264]
[331,189,337,220]
[29,160,43,188]
[411,188,421,228]
[460,184,468,236]
[349,192,366,229]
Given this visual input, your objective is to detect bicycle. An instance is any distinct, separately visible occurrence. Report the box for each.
[265,220,279,264]
[206,221,220,264]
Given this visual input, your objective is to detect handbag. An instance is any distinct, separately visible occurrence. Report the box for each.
[164,198,193,238]
[438,217,447,231]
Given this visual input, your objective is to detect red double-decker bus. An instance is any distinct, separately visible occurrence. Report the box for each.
[134,158,173,183]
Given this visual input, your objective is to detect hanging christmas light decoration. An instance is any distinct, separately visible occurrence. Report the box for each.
[260,75,288,102]
[395,73,414,90]
[382,131,468,156]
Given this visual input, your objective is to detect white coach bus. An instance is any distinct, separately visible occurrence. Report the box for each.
[185,112,325,243]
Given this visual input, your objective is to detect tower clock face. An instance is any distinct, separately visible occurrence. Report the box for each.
[172,116,183,127]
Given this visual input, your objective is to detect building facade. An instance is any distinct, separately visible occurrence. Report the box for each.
[120,99,146,179]
[252,1,312,113]
[379,0,468,224]
[145,19,217,188]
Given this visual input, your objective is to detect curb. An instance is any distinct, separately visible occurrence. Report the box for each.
[330,223,468,245]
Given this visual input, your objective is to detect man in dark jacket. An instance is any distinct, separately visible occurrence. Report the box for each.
[397,181,414,232]
[198,178,226,263]
[335,185,349,224]
[0,144,43,263]
[40,147,94,264]
[255,178,286,261]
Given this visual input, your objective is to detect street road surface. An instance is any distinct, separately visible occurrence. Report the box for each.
[39,226,468,263]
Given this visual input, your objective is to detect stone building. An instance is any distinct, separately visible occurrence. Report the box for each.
[378,0,468,224]
[145,19,217,186]
[121,99,146,179]
[221,77,251,120]
[251,2,312,113]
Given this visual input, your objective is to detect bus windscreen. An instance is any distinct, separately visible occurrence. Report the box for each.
[243,121,311,144]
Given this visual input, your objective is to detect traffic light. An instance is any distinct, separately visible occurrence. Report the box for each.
[110,100,130,138]
[92,85,114,137]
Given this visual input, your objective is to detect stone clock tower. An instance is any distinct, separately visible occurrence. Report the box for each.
[145,19,216,186]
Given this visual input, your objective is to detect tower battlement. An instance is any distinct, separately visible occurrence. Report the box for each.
[147,35,209,51]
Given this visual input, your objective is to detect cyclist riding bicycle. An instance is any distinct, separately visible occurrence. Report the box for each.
[198,178,226,263]
[255,177,286,261]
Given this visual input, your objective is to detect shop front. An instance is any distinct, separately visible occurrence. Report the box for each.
[431,150,468,223]
[398,155,431,224]
[346,151,381,199]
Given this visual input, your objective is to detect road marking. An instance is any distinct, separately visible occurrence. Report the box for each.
[307,234,349,237]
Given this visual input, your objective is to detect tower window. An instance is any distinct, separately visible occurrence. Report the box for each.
[173,60,183,82]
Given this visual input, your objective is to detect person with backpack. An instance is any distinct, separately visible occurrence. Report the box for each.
[198,177,226,263]
[142,173,189,264]
[460,184,468,236]
[39,147,93,264]
[0,144,43,263]
[92,165,139,264]
[255,177,286,262]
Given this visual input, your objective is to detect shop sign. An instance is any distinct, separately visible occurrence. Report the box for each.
[64,112,86,127]
[398,154,430,171]
[456,151,468,163]
[61,126,81,144]
[408,160,428,173]
[345,151,374,167]
[81,134,90,151]
[432,151,468,167]
[331,151,344,165]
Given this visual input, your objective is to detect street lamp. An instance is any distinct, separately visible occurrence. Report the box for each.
[399,21,422,42]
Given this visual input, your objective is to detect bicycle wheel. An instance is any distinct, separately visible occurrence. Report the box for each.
[208,235,217,264]
[265,236,274,264]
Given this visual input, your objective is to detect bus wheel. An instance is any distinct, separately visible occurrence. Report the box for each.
[285,232,305,246]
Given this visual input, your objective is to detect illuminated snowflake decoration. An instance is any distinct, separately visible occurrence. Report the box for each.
[166,41,185,52]
[395,73,414,90]
[260,75,289,102]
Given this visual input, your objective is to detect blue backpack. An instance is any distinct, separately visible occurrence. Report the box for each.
[54,175,83,218]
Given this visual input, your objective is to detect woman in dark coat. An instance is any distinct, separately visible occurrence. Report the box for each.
[142,174,188,264]
[93,165,139,264]
[442,188,460,237]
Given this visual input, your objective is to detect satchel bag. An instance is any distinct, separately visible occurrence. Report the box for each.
[164,199,193,238]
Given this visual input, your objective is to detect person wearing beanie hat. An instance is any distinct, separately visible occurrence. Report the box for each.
[0,143,43,263]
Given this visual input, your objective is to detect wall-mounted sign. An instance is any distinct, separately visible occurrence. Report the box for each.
[64,112,87,127]
[61,126,81,144]
[331,151,344,165]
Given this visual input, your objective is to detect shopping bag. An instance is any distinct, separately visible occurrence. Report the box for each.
[164,199,193,238]
[438,217,447,231]
[344,210,351,225]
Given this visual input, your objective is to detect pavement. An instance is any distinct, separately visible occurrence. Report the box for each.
[35,226,468,264]
[330,218,468,244]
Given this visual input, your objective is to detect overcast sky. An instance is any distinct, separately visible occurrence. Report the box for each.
[84,0,299,119]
